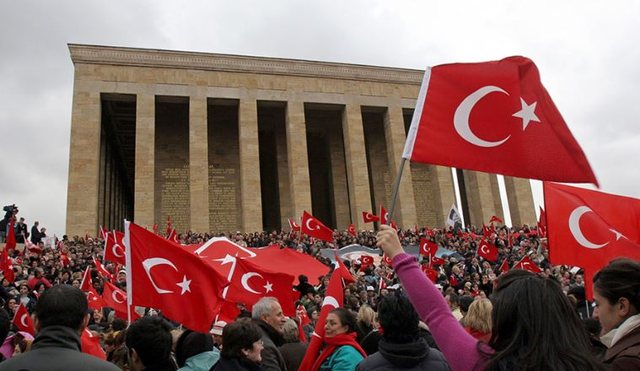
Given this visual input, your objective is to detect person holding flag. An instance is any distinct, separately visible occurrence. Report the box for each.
[310,307,366,370]
[376,224,602,371]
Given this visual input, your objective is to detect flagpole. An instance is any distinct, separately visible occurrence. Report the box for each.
[124,220,132,326]
[387,157,407,227]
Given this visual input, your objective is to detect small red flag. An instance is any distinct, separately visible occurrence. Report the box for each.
[79,266,93,292]
[513,256,542,273]
[87,286,106,311]
[12,303,35,335]
[402,56,598,186]
[498,259,509,274]
[347,223,356,237]
[477,239,499,262]
[301,211,334,242]
[288,218,301,232]
[419,238,438,258]
[104,231,126,265]
[81,328,107,360]
[489,215,503,224]
[361,211,380,223]
[360,255,374,270]
[93,256,112,281]
[0,248,14,283]
[4,218,16,251]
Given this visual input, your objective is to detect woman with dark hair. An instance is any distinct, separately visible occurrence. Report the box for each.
[311,307,366,370]
[592,259,640,369]
[376,224,603,371]
[212,320,264,371]
[175,330,220,371]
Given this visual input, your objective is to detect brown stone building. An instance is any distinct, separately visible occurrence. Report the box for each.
[65,44,535,236]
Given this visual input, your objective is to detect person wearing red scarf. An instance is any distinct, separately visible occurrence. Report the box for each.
[311,308,366,371]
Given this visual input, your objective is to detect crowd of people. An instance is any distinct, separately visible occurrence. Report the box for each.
[0,203,638,370]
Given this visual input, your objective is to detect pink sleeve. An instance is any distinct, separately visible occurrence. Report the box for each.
[392,253,490,371]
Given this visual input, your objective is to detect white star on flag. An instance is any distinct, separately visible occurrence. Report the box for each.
[513,98,540,130]
[263,281,273,293]
[177,275,192,295]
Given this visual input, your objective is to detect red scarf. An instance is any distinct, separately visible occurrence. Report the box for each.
[310,332,366,371]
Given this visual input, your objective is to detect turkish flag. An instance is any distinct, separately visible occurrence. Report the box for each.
[299,269,346,371]
[347,223,356,237]
[430,255,445,267]
[538,207,547,237]
[12,303,35,335]
[87,286,106,311]
[104,231,126,265]
[167,229,179,244]
[422,266,439,283]
[93,257,112,281]
[166,216,173,237]
[60,251,71,267]
[498,259,509,274]
[382,254,393,267]
[301,211,334,242]
[402,56,598,186]
[213,300,242,324]
[362,211,380,223]
[379,206,398,229]
[81,328,107,360]
[99,225,108,240]
[489,215,503,224]
[544,182,640,298]
[0,248,14,283]
[334,253,355,284]
[4,218,16,251]
[513,256,542,273]
[288,218,301,232]
[360,255,374,270]
[126,221,229,333]
[477,239,499,262]
[102,281,140,321]
[419,238,438,258]
[79,266,93,292]
[249,245,329,285]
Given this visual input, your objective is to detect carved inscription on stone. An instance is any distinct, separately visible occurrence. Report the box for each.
[209,166,239,232]
[159,166,190,231]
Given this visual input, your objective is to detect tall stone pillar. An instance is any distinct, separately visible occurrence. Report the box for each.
[429,166,457,227]
[189,94,210,232]
[384,106,417,227]
[134,93,155,230]
[285,101,312,219]
[238,98,263,232]
[504,176,536,226]
[343,104,373,230]
[66,88,101,237]
[462,171,503,227]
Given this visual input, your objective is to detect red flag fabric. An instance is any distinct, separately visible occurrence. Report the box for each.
[361,211,380,223]
[167,229,179,244]
[288,218,301,232]
[513,256,542,273]
[544,182,640,299]
[250,245,329,285]
[537,207,547,237]
[79,266,93,292]
[379,206,389,225]
[0,248,14,283]
[334,253,355,284]
[477,239,499,262]
[301,211,334,242]
[126,221,229,333]
[482,224,492,238]
[430,256,445,267]
[347,224,356,237]
[81,328,107,360]
[212,300,241,324]
[360,255,374,270]
[402,56,598,186]
[60,251,71,267]
[165,216,173,237]
[419,238,438,258]
[298,269,345,370]
[102,281,127,317]
[93,257,112,281]
[99,225,108,240]
[422,266,439,283]
[12,303,35,335]
[382,254,393,267]
[104,231,126,265]
[87,286,106,311]
[489,215,503,224]
[498,259,509,274]
[4,218,16,251]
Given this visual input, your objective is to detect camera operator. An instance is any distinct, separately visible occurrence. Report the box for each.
[0,204,18,243]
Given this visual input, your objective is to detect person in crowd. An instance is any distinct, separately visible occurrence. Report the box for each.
[303,306,319,342]
[461,298,492,343]
[311,307,366,370]
[357,290,450,370]
[0,285,119,370]
[251,297,288,370]
[444,293,462,320]
[458,295,474,324]
[30,221,41,244]
[294,274,315,300]
[14,217,28,243]
[568,285,594,320]
[356,304,376,343]
[210,320,227,350]
[104,330,128,369]
[17,283,37,313]
[278,317,307,371]
[0,308,10,362]
[175,329,220,371]
[592,259,640,369]
[213,319,264,371]
[126,316,177,371]
[376,224,603,371]
[28,267,52,290]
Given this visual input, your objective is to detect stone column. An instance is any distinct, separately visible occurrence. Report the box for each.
[384,106,417,227]
[238,98,263,232]
[134,93,155,230]
[462,171,503,227]
[342,104,373,230]
[429,166,457,227]
[66,87,101,237]
[285,101,312,218]
[504,176,536,226]
[189,94,210,232]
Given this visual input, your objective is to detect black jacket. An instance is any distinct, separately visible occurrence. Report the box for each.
[254,320,288,371]
[0,325,120,371]
[211,357,262,371]
[356,337,450,371]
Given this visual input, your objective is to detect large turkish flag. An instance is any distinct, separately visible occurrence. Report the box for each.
[126,222,229,333]
[403,56,597,186]
[544,182,640,298]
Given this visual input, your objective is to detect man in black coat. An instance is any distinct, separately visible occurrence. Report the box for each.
[252,297,288,371]
[357,291,451,371]
[0,285,119,371]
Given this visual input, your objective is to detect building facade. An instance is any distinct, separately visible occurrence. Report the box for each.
[66,44,536,236]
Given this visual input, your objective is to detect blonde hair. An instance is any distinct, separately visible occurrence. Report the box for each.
[357,304,376,326]
[463,298,493,334]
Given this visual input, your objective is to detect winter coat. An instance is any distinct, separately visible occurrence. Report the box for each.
[255,319,288,371]
[211,357,262,371]
[319,345,364,371]
[0,325,120,371]
[178,350,220,371]
[356,337,450,371]
[603,324,640,371]
[279,342,307,371]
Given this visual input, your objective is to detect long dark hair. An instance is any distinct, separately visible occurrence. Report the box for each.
[483,269,603,370]
[593,259,640,312]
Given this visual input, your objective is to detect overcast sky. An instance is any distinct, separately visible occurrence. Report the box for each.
[1,0,638,236]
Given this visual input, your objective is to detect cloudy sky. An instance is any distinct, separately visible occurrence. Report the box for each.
[1,0,638,235]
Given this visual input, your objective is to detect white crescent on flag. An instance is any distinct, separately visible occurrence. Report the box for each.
[142,258,178,294]
[20,313,29,328]
[568,206,608,249]
[454,86,512,148]
[241,272,264,294]
[112,289,126,304]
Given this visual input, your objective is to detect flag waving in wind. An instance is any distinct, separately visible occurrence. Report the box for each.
[301,211,334,242]
[402,56,598,186]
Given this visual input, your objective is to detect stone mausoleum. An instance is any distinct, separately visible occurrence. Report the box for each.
[65,44,535,236]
